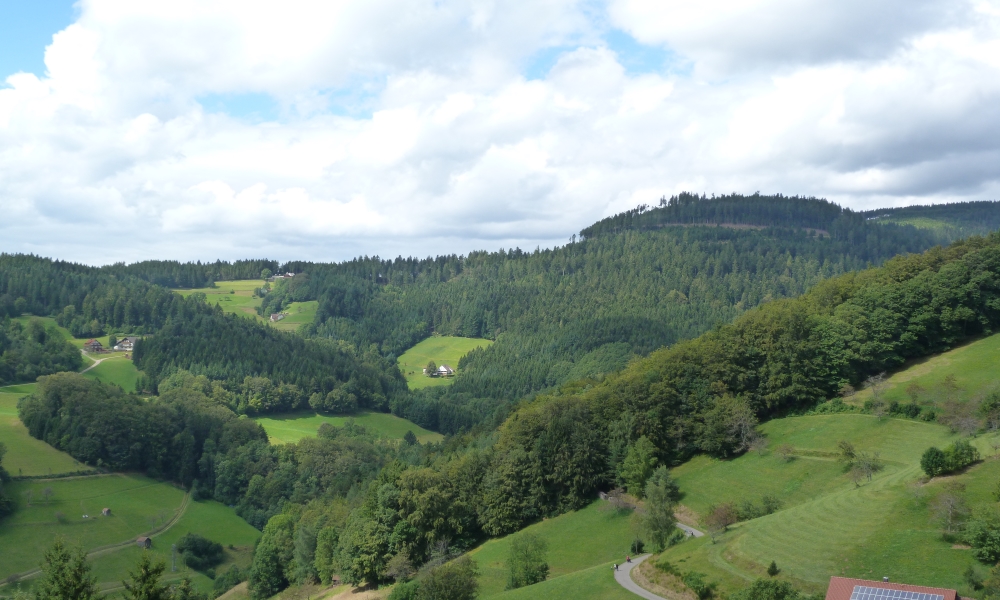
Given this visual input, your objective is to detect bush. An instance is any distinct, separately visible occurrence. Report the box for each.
[505,533,549,590]
[631,538,645,554]
[388,580,421,600]
[655,558,678,575]
[416,556,478,600]
[965,509,1000,563]
[176,533,224,571]
[730,579,802,600]
[212,566,246,597]
[683,572,715,600]
[921,447,948,477]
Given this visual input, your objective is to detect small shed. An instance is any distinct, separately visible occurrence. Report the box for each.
[101,508,111,516]
[136,537,151,549]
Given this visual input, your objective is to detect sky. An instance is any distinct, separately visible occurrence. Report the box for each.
[1,0,999,265]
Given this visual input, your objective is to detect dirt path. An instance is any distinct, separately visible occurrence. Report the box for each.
[0,488,192,586]
[79,350,115,373]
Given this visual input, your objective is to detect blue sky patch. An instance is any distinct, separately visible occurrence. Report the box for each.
[198,92,280,122]
[0,0,78,80]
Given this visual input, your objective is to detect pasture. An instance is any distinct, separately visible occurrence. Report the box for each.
[468,500,635,598]
[396,336,492,390]
[654,413,993,597]
[81,356,140,392]
[87,498,260,594]
[255,410,443,444]
[490,562,635,600]
[173,279,318,331]
[851,332,1000,408]
[0,391,87,477]
[0,474,186,580]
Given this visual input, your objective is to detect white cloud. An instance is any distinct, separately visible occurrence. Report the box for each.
[0,0,999,264]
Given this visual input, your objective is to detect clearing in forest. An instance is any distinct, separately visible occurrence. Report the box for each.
[396,336,492,390]
[254,410,443,444]
[173,280,318,332]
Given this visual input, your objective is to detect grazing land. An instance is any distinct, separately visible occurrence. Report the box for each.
[269,300,319,332]
[0,474,186,580]
[468,500,635,598]
[489,562,636,600]
[81,356,140,392]
[254,410,443,444]
[396,336,493,389]
[654,414,996,597]
[850,332,1000,409]
[172,279,318,331]
[0,391,87,477]
[87,498,261,594]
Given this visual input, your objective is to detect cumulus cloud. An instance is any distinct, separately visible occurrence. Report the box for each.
[0,0,998,264]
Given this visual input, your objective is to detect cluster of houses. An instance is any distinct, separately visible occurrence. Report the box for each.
[82,337,139,353]
[423,364,455,377]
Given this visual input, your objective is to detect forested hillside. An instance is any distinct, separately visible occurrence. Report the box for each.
[245,194,1000,434]
[861,200,1000,236]
[20,227,1000,600]
[0,255,398,404]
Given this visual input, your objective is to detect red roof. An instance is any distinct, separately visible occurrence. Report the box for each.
[826,577,957,600]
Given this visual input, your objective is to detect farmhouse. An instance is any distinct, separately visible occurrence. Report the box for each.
[136,537,151,549]
[83,339,103,352]
[113,337,139,352]
[826,577,956,600]
[101,508,111,516]
[270,313,286,322]
[437,364,455,377]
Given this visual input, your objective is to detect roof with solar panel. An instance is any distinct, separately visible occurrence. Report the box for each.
[826,577,957,600]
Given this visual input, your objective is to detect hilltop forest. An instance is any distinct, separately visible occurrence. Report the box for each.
[5,193,1000,599]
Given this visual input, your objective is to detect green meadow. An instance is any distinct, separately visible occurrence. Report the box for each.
[396,336,492,390]
[86,498,261,594]
[851,332,1000,408]
[173,279,318,332]
[0,390,88,477]
[0,474,186,580]
[254,410,443,445]
[655,413,994,597]
[490,562,635,600]
[468,500,635,598]
[81,356,140,392]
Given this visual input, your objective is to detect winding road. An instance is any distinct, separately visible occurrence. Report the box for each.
[615,554,666,600]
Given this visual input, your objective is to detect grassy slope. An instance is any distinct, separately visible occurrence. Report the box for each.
[81,356,139,392]
[490,562,636,600]
[396,336,492,390]
[87,498,261,594]
[173,279,317,332]
[851,332,1000,408]
[659,415,997,597]
[0,475,186,579]
[254,411,443,444]
[0,391,87,477]
[467,500,635,598]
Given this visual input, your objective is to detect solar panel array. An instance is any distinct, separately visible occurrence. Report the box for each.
[851,586,943,600]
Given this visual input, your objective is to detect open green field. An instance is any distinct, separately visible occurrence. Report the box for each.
[86,498,261,594]
[81,356,140,392]
[851,332,1000,408]
[173,279,317,332]
[0,474,186,580]
[397,336,493,390]
[468,500,635,598]
[490,562,635,600]
[0,391,88,477]
[254,410,443,444]
[654,413,995,597]
[270,300,318,332]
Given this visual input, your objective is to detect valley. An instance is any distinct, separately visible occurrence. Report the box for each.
[2,196,1000,600]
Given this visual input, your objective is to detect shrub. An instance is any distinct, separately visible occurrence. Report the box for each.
[767,561,779,577]
[683,572,715,600]
[965,509,1000,563]
[212,566,246,597]
[505,533,549,590]
[730,579,801,600]
[176,533,224,571]
[921,447,948,477]
[655,558,678,575]
[388,580,421,600]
